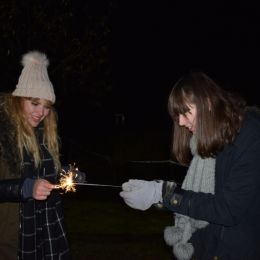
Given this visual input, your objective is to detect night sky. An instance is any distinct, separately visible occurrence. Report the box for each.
[114,1,260,126]
[112,2,260,181]
[1,1,260,175]
[0,3,259,257]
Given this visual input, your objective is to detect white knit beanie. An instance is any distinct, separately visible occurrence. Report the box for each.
[12,50,56,103]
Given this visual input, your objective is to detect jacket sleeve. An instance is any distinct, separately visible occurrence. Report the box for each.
[0,178,25,202]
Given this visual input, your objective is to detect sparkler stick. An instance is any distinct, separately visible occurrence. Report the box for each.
[75,183,121,188]
[55,164,121,193]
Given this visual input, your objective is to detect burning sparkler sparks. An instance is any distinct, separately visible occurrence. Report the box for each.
[55,164,78,193]
[55,163,121,193]
[55,171,76,193]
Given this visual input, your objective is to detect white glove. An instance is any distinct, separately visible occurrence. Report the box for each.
[119,179,163,211]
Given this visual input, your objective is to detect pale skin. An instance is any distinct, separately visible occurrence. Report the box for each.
[21,98,55,200]
[178,103,197,133]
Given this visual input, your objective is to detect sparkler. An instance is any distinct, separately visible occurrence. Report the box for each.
[76,183,121,188]
[55,168,77,193]
[55,164,121,193]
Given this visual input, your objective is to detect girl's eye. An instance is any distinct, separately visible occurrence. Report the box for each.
[31,102,39,106]
[185,109,191,116]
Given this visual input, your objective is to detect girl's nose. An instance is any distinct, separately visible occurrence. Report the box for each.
[36,106,44,116]
[179,114,186,126]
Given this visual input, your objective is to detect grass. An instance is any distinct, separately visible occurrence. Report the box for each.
[62,188,175,259]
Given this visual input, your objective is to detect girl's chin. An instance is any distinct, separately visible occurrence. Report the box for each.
[29,121,41,127]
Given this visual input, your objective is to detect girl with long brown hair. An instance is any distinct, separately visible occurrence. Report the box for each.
[120,71,260,260]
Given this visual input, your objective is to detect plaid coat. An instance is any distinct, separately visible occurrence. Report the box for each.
[0,98,70,259]
[18,126,70,259]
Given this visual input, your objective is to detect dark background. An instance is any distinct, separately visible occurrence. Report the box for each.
[0,1,260,182]
[1,1,260,259]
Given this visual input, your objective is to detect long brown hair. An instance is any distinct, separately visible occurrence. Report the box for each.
[168,71,246,166]
[5,94,61,170]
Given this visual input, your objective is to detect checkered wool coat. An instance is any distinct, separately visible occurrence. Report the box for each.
[0,95,70,260]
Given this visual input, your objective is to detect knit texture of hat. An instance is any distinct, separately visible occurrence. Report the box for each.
[12,51,56,103]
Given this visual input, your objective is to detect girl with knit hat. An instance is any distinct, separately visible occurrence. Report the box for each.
[120,71,260,260]
[0,51,70,259]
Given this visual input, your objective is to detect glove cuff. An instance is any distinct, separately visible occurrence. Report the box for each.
[162,181,177,200]
[154,180,163,203]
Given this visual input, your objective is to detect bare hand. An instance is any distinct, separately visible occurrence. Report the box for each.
[33,179,55,200]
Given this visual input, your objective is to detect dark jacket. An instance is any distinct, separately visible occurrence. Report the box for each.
[0,96,24,259]
[0,96,69,260]
[0,160,21,259]
[163,110,260,259]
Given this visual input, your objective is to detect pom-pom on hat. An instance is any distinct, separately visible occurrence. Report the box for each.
[12,50,56,103]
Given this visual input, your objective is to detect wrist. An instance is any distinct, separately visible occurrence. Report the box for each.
[155,180,163,202]
[163,181,185,208]
[22,178,35,200]
[162,181,177,200]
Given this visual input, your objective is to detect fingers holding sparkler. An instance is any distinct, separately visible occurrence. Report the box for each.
[33,179,55,200]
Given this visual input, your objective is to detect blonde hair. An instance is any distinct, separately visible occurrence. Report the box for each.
[5,94,61,170]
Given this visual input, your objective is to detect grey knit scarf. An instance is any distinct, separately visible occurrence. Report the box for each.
[164,135,216,260]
